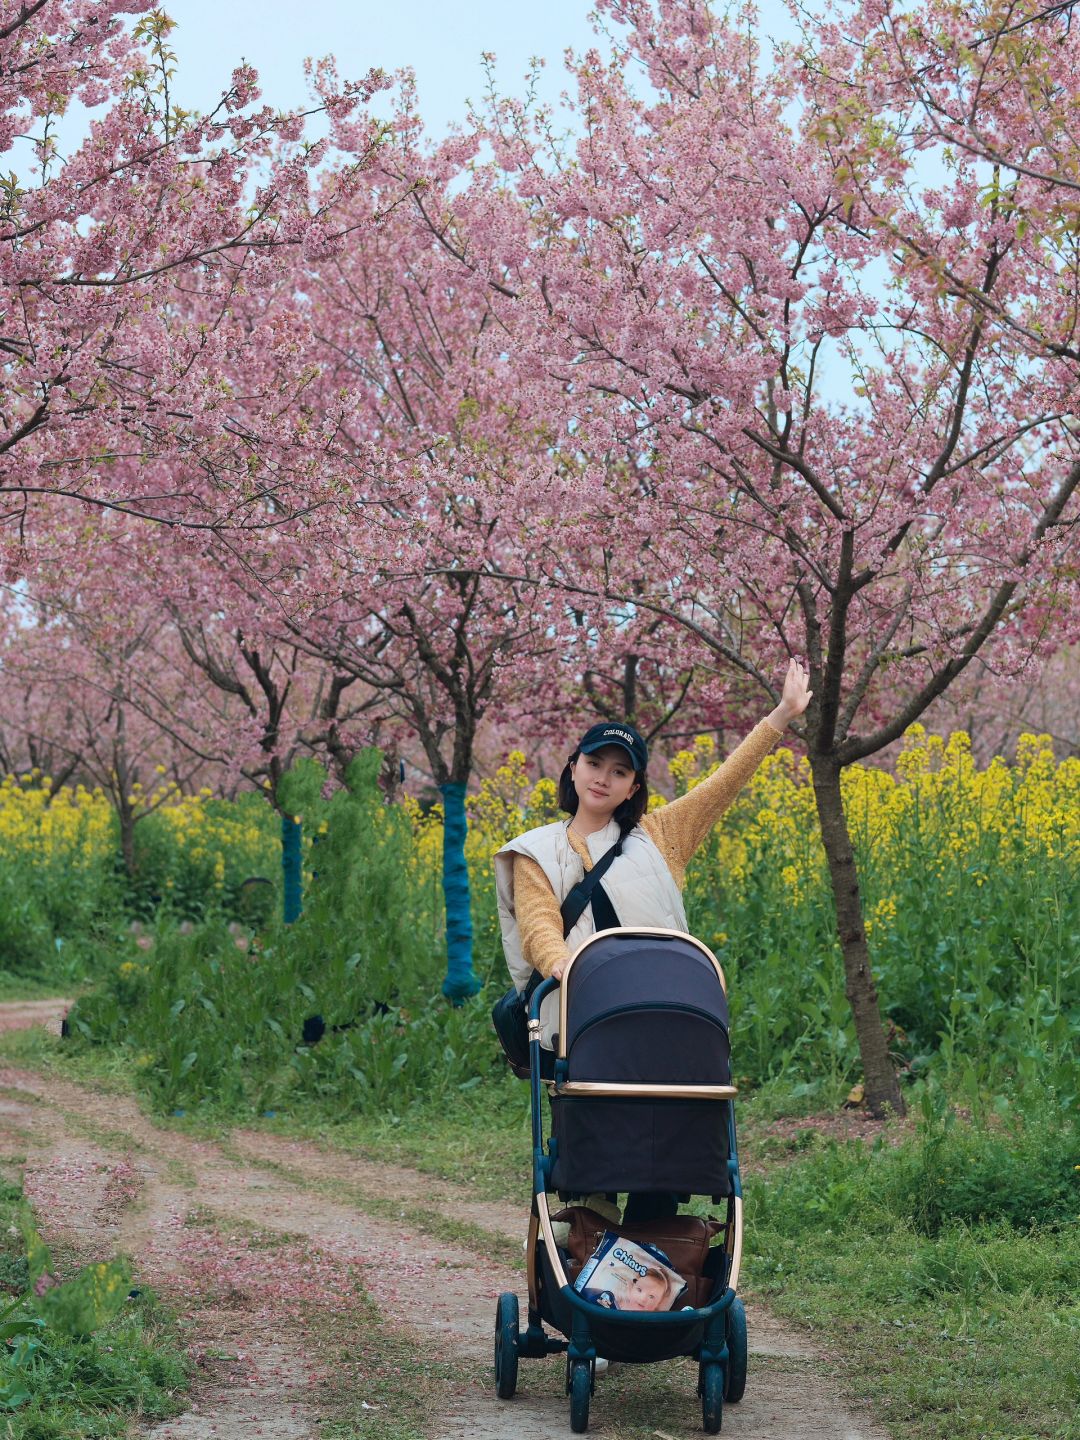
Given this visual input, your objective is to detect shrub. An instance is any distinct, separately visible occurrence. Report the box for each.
[0,1185,187,1431]
[882,1086,1080,1234]
[65,750,496,1117]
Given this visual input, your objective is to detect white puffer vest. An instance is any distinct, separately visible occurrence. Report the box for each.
[494,818,688,1048]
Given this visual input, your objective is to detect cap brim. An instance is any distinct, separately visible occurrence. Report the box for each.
[580,739,638,764]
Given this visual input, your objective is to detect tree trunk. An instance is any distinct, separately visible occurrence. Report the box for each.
[119,802,137,877]
[380,746,402,803]
[439,781,480,1001]
[809,754,904,1118]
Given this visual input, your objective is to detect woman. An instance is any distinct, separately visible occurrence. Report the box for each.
[494,659,812,1051]
[494,662,812,1297]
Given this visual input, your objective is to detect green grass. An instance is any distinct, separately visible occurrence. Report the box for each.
[0,973,76,1002]
[0,1176,189,1438]
[3,934,1078,1439]
[0,1022,141,1095]
[257,1082,536,1202]
[745,1094,1080,1440]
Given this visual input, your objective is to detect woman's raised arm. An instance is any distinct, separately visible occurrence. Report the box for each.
[641,660,812,884]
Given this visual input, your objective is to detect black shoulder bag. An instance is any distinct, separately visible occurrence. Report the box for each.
[491,839,623,1077]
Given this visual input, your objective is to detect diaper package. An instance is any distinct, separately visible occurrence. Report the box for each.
[573,1231,687,1312]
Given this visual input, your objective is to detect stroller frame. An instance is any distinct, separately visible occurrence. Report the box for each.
[494,927,749,1434]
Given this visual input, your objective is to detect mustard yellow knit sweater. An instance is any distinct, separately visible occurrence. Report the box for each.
[513,718,782,977]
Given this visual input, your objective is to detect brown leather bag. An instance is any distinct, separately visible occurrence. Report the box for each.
[552,1206,723,1308]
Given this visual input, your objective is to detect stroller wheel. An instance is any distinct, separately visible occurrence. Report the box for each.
[724,1296,747,1403]
[568,1359,591,1433]
[494,1292,519,1399]
[700,1361,723,1434]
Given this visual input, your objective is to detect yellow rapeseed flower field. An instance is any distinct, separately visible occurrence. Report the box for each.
[378,728,1080,960]
[3,729,1075,964]
[3,727,1075,902]
[0,772,114,872]
[0,774,278,911]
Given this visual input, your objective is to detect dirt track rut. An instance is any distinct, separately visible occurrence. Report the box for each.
[0,1005,890,1440]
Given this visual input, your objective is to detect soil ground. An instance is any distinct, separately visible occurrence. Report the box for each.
[0,1001,892,1440]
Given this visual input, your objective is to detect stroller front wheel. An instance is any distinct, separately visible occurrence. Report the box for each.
[724,1296,747,1403]
[494,1292,519,1399]
[700,1361,723,1433]
[568,1359,592,1432]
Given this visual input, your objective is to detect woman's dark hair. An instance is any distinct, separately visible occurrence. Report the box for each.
[558,746,649,838]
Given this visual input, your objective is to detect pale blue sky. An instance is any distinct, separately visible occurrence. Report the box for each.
[15,3,801,177]
[167,0,797,134]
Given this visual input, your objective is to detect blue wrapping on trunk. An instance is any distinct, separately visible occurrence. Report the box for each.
[281,814,303,924]
[440,781,480,999]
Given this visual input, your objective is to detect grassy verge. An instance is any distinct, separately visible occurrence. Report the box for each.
[0,1023,142,1098]
[0,973,77,1003]
[263,1085,536,1202]
[746,1096,1080,1440]
[0,1171,189,1438]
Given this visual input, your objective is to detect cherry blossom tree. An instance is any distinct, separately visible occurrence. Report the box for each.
[0,1,399,560]
[927,645,1080,762]
[393,0,1080,1112]
[247,166,574,998]
[0,576,230,873]
[270,454,563,997]
[9,506,389,910]
[0,2,410,911]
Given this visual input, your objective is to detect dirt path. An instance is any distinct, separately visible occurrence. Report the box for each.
[0,1007,891,1440]
[0,997,71,1034]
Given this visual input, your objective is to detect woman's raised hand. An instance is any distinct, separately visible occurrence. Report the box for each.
[769,658,813,730]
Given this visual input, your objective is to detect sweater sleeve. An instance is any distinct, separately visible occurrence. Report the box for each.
[513,853,571,978]
[641,718,782,886]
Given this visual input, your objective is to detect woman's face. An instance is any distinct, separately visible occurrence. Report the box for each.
[570,745,639,820]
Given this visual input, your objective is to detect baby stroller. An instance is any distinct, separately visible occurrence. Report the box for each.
[493,926,748,1433]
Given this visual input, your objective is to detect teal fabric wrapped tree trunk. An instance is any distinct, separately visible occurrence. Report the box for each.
[440,781,480,1000]
[281,814,303,924]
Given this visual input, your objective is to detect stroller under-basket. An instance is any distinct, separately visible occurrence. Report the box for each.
[493,926,748,1434]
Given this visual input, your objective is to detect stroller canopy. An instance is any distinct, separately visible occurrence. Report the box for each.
[559,929,731,1087]
[550,929,734,1195]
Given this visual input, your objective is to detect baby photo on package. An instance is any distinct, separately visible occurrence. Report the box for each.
[573,1232,687,1312]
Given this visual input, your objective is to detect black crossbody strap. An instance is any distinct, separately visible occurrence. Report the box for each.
[587,882,620,933]
[560,838,623,938]
[519,967,543,1002]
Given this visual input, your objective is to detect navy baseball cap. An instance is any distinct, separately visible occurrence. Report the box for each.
[578,721,648,771]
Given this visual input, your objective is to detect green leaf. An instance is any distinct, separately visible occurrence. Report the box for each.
[21,1223,52,1287]
[0,1318,43,1342]
[0,1375,31,1411]
[38,1257,132,1339]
